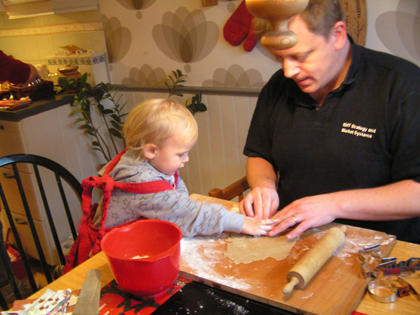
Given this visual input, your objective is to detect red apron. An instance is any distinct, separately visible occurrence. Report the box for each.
[63,149,177,273]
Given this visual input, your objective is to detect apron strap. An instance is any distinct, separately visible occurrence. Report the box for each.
[81,149,177,234]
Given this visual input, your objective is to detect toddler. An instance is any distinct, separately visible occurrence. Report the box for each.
[103,98,276,236]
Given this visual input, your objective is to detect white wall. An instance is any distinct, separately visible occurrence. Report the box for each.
[365,0,419,66]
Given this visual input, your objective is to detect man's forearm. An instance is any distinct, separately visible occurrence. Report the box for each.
[338,179,420,221]
[246,157,277,190]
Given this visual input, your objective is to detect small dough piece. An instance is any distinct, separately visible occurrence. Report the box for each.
[225,234,298,264]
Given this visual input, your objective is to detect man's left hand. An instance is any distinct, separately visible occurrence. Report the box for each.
[268,193,339,239]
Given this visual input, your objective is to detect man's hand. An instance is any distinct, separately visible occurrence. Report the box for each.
[268,193,339,239]
[24,64,41,85]
[239,186,279,220]
[267,180,420,239]
[242,157,279,219]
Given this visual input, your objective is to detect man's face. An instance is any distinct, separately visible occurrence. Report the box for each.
[270,16,343,102]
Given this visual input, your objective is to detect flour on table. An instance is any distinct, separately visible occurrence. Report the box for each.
[224,234,298,264]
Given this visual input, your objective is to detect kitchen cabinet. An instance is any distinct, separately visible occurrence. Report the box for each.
[1,0,99,19]
[0,101,101,266]
[47,52,109,87]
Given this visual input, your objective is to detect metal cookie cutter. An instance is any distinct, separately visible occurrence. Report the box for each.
[397,276,420,302]
[368,279,398,303]
[382,257,420,276]
[358,245,397,278]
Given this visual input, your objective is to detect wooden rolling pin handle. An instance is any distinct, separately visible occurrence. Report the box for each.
[283,276,300,295]
[283,226,346,295]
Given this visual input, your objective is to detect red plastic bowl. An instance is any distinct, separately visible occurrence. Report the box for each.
[101,219,183,298]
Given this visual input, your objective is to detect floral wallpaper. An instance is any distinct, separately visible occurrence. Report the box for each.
[375,0,420,64]
[99,0,420,88]
[100,0,276,87]
[116,0,158,10]
[152,7,219,65]
[103,15,132,64]
[202,64,265,88]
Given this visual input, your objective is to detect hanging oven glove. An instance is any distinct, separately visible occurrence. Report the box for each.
[223,0,258,52]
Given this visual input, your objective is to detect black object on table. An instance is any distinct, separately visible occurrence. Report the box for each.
[152,281,295,314]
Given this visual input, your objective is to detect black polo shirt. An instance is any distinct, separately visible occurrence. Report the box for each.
[244,40,420,243]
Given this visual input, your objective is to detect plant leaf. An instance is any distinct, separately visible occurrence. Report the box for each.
[195,103,207,112]
[94,89,105,101]
[109,128,122,138]
[73,117,87,124]
[110,114,120,123]
[58,77,69,88]
[70,108,85,116]
[110,121,121,129]
[80,124,95,132]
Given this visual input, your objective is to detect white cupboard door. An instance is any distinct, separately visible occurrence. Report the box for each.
[0,120,31,173]
[1,211,60,266]
[0,166,43,220]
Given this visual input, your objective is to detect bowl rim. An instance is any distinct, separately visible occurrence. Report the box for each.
[101,219,183,263]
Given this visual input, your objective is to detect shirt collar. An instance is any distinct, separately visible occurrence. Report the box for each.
[285,80,316,108]
[342,35,363,86]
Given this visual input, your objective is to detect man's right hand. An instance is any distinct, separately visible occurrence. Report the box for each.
[239,187,279,220]
[24,64,41,85]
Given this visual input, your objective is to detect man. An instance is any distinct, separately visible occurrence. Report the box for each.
[0,50,39,85]
[240,0,420,244]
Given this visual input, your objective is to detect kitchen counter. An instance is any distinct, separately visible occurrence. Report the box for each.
[0,93,75,122]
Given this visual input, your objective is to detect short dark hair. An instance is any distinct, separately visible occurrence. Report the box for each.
[301,0,345,38]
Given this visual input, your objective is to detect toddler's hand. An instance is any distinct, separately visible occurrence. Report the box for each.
[241,217,278,236]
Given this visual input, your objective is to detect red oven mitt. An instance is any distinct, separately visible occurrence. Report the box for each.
[223,0,258,52]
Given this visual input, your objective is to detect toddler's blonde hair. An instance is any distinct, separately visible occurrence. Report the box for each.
[123,98,198,162]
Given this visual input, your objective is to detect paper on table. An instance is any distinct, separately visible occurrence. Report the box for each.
[0,289,72,315]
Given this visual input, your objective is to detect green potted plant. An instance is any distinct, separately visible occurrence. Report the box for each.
[58,74,126,162]
[166,70,207,115]
[58,70,207,163]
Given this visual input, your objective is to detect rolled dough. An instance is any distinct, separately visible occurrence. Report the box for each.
[224,234,298,264]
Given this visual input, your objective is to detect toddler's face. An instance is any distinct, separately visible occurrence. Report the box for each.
[149,130,197,176]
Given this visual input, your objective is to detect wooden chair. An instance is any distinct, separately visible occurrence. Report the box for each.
[0,154,82,309]
[208,176,249,202]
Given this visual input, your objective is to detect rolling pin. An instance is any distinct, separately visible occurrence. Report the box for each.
[283,226,346,294]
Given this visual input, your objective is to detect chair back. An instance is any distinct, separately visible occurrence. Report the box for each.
[0,154,82,308]
[208,176,250,202]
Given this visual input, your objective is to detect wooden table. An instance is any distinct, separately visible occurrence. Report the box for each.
[29,195,420,315]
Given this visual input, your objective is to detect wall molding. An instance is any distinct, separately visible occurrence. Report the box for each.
[112,84,262,97]
[0,21,102,38]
